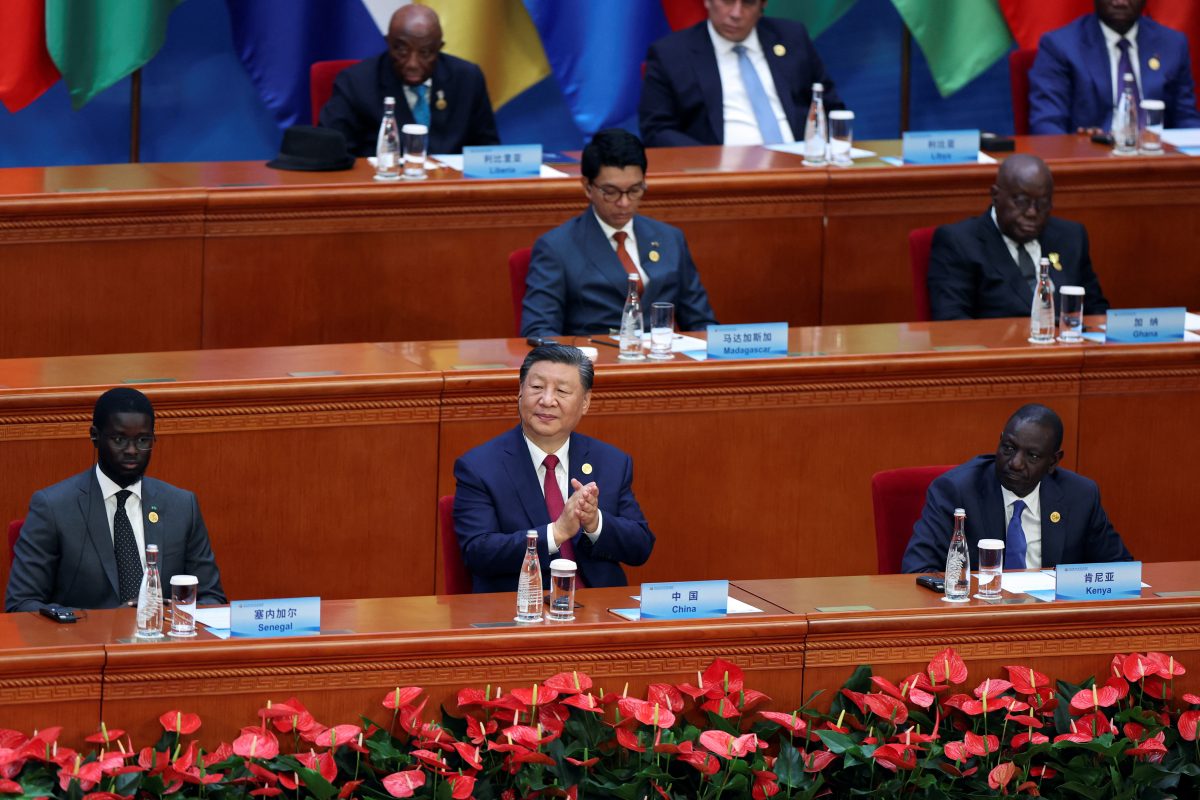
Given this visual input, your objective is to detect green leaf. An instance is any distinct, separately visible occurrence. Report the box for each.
[292,766,339,800]
[773,741,805,787]
[814,729,859,754]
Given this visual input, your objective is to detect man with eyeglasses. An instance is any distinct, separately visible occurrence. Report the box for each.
[927,154,1110,321]
[318,4,499,157]
[6,388,225,612]
[521,128,717,337]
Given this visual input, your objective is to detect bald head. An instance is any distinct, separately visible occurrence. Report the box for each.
[991,154,1054,244]
[387,5,443,85]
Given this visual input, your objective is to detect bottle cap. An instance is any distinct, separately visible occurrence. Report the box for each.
[146,544,159,552]
[1039,257,1050,265]
[811,82,824,92]
[954,507,965,515]
[383,96,395,105]
[526,529,538,538]
[1123,72,1134,80]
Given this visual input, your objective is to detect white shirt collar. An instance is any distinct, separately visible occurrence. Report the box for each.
[707,20,763,57]
[523,433,570,472]
[94,465,142,502]
[592,209,634,242]
[990,206,1036,252]
[1100,19,1139,50]
[1001,482,1041,516]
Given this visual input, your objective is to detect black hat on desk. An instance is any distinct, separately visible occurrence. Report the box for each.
[266,125,355,171]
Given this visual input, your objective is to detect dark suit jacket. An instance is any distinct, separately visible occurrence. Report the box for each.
[318,52,500,156]
[639,18,841,147]
[453,426,655,593]
[521,211,717,337]
[901,455,1132,574]
[1029,14,1200,134]
[928,211,1110,321]
[6,469,226,612]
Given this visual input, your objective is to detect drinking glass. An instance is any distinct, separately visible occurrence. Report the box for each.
[975,539,1004,600]
[828,110,855,166]
[401,124,428,180]
[1058,286,1085,342]
[169,575,198,637]
[649,302,675,360]
[547,559,576,621]
[1139,99,1165,155]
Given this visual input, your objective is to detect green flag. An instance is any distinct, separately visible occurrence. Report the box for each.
[769,0,859,38]
[890,0,1013,97]
[46,0,184,110]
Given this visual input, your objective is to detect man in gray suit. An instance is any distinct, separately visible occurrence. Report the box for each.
[6,388,225,612]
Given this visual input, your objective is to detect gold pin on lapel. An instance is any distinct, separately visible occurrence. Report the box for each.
[1050,511,1061,523]
[773,44,786,57]
[148,511,159,524]
[649,251,660,263]
[1149,56,1161,71]
[1048,252,1062,272]
[435,90,447,110]
[582,463,593,475]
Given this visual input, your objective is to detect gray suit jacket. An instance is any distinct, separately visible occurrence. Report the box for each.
[5,469,226,612]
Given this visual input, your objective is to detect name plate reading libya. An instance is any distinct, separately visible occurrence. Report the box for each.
[706,322,788,360]
[640,580,728,620]
[231,596,320,638]
[902,130,980,165]
[463,144,542,178]
[1105,307,1186,343]
[1055,562,1142,601]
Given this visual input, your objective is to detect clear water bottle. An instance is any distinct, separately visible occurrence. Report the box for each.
[1029,257,1055,344]
[1112,73,1139,156]
[515,530,543,623]
[618,273,645,361]
[803,82,828,166]
[944,508,970,602]
[375,96,401,181]
[135,544,164,639]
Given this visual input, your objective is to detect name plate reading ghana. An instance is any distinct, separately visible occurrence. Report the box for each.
[1055,562,1142,601]
[463,145,542,178]
[706,322,788,360]
[902,130,980,165]
[231,596,320,638]
[1105,308,1186,343]
[640,580,728,620]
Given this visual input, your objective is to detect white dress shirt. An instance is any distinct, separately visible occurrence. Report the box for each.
[95,465,147,569]
[707,22,796,145]
[991,207,1049,289]
[523,435,603,554]
[1101,20,1142,107]
[1001,482,1043,569]
[592,211,650,288]
[402,78,433,117]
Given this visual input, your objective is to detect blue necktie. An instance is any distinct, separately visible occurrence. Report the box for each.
[733,45,783,145]
[412,84,430,127]
[1005,499,1028,570]
[1116,39,1143,125]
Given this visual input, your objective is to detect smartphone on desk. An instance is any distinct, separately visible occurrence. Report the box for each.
[916,574,945,593]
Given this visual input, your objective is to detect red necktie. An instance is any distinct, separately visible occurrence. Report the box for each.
[612,232,643,295]
[542,454,584,585]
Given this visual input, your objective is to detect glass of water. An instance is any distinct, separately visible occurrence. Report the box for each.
[547,559,576,621]
[648,302,675,360]
[975,539,1004,600]
[401,124,428,180]
[1139,99,1165,155]
[828,110,855,166]
[1058,286,1085,343]
[169,575,199,637]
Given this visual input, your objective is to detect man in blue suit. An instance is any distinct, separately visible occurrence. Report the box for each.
[453,345,655,592]
[901,404,1131,574]
[319,5,499,156]
[521,129,717,338]
[1029,0,1200,134]
[639,0,841,147]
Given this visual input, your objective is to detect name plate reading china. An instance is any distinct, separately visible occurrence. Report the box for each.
[902,130,981,165]
[231,596,321,638]
[1105,308,1186,343]
[706,323,788,360]
[1055,562,1142,601]
[640,580,729,620]
[463,145,542,179]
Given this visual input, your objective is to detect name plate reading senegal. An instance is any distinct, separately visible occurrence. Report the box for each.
[1055,562,1142,601]
[640,580,728,620]
[231,596,320,638]
[463,144,542,178]
[706,322,788,360]
[902,130,980,165]
[1105,307,1185,343]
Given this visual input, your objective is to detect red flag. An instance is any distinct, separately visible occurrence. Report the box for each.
[0,0,60,112]
[660,0,706,31]
[997,0,1090,50]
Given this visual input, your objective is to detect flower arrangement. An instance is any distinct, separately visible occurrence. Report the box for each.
[1,649,1196,799]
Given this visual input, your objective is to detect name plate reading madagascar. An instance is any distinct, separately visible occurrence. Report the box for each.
[462,144,542,178]
[1105,308,1186,343]
[1055,562,1142,601]
[230,596,320,638]
[902,130,980,165]
[706,322,788,360]
[640,580,728,620]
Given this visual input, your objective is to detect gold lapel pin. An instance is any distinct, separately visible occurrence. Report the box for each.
[148,511,160,524]
[1149,56,1161,71]
[435,90,447,111]
[773,44,786,57]
[649,251,660,263]
[581,463,593,475]
[1048,252,1062,271]
[1050,511,1061,523]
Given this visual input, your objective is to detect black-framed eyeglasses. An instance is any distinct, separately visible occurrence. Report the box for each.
[1008,193,1052,213]
[107,434,156,451]
[591,182,646,202]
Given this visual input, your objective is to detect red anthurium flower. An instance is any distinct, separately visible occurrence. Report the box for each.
[299,750,337,783]
[450,742,482,771]
[615,727,646,753]
[1141,675,1171,700]
[1011,731,1049,748]
[398,700,429,736]
[973,678,1013,699]
[481,694,527,714]
[203,742,234,768]
[57,758,103,792]
[232,730,280,760]
[1004,665,1050,695]
[646,683,684,712]
[410,749,448,770]
[675,681,707,700]
[1178,710,1200,741]
[499,725,553,749]
[900,673,938,708]
[158,711,202,735]
[559,693,602,714]
[738,689,773,712]
[1183,692,1200,705]
[1104,675,1130,700]
[82,793,131,800]
[1127,731,1167,762]
[698,730,761,758]
[381,687,423,711]
[137,748,170,775]
[337,779,363,799]
[312,724,361,749]
[701,658,745,698]
[382,769,426,798]
[84,726,126,745]
[653,739,694,755]
[1030,765,1057,779]
[511,749,556,766]
[538,703,570,735]
[941,693,974,713]
[511,685,559,707]
[963,731,999,757]
[927,648,968,685]
[267,698,317,735]
[565,754,600,768]
[988,761,1017,791]
[0,783,22,796]
[1077,712,1116,738]
[465,716,497,745]
[1124,721,1146,741]
[1145,652,1186,679]
[752,768,780,799]
[678,749,720,775]
[630,701,675,729]
[870,676,905,701]
[1027,687,1058,715]
[802,749,838,772]
[871,743,918,771]
[1069,684,1120,711]
[700,694,744,719]
[863,693,908,726]
[250,788,282,797]
[758,711,807,736]
[1121,653,1153,682]
[1005,714,1041,727]
[839,688,867,714]
[543,671,593,695]
[448,773,476,800]
[456,688,487,708]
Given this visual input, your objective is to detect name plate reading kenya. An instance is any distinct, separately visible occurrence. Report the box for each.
[1055,562,1142,601]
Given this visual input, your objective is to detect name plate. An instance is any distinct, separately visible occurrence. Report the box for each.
[902,130,980,165]
[1055,562,1142,601]
[706,322,788,359]
[641,580,728,620]
[1105,307,1186,343]
[231,596,321,638]
[463,144,542,178]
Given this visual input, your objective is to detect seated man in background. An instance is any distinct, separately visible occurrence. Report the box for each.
[6,388,226,612]
[1029,0,1200,134]
[521,128,717,337]
[319,4,499,156]
[901,403,1131,574]
[453,344,655,591]
[927,154,1109,320]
